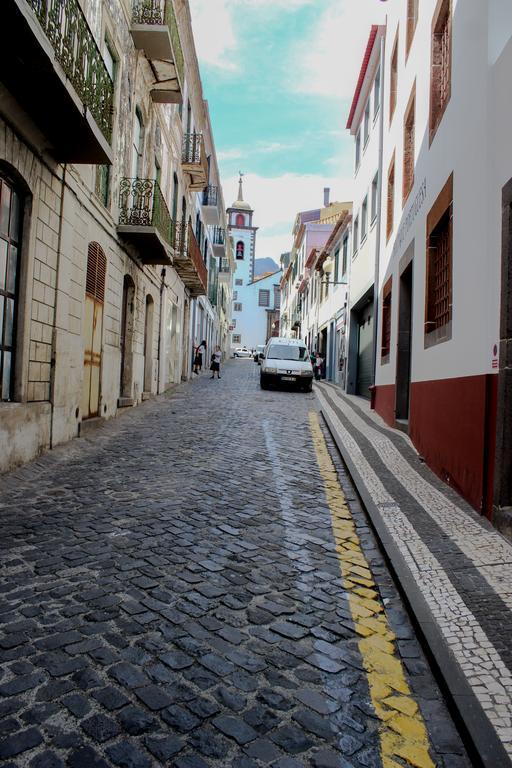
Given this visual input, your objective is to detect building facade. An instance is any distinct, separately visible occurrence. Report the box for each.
[351,0,512,534]
[0,0,232,472]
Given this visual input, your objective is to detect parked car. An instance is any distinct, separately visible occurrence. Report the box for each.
[233,347,252,358]
[253,345,265,364]
[260,337,313,392]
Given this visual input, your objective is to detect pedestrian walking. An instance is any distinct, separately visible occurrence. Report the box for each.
[193,339,206,375]
[314,353,323,381]
[210,345,222,379]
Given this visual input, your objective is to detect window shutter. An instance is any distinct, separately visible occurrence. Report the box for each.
[86,242,107,303]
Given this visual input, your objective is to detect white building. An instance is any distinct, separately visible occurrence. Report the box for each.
[228,179,281,352]
[345,25,386,399]
[358,0,512,533]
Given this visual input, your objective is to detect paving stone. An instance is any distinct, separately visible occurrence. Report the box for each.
[92,686,129,711]
[271,622,309,640]
[311,749,350,768]
[214,685,247,712]
[29,750,65,768]
[161,704,200,732]
[160,650,194,670]
[0,727,43,758]
[144,734,184,760]
[0,672,46,696]
[270,724,315,754]
[68,746,110,768]
[81,713,121,743]
[105,740,152,768]
[187,696,221,718]
[189,726,231,758]
[294,688,340,715]
[244,737,282,761]
[108,662,148,689]
[62,693,91,718]
[117,705,157,735]
[174,755,209,768]
[213,714,257,745]
[134,684,172,711]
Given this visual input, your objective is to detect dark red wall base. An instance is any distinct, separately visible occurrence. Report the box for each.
[374,384,396,427]
[373,375,497,515]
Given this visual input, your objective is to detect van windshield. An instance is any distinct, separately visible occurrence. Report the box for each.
[267,345,308,361]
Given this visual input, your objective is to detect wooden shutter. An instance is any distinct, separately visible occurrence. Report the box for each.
[86,242,107,303]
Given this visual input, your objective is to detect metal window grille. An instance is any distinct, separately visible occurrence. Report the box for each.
[381,290,392,358]
[387,158,395,239]
[427,206,452,330]
[431,0,451,135]
[403,97,415,202]
[0,177,22,401]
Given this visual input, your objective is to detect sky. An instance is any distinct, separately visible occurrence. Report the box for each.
[189,0,388,263]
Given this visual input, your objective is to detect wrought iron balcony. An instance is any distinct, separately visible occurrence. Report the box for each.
[211,226,226,257]
[182,133,208,191]
[131,0,183,104]
[117,178,173,265]
[172,222,207,297]
[201,185,219,225]
[219,258,231,274]
[2,0,113,163]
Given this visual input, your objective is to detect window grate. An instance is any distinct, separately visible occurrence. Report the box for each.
[432,218,451,328]
[86,242,107,304]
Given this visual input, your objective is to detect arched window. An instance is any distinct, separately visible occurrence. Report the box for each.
[236,213,245,227]
[0,174,22,401]
[236,241,244,260]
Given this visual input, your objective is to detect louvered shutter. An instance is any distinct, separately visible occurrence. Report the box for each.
[86,242,107,303]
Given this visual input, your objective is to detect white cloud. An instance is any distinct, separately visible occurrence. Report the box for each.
[223,172,354,262]
[188,0,238,71]
[217,148,245,161]
[292,0,388,102]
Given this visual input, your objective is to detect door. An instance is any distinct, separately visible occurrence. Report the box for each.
[143,295,154,393]
[395,262,413,421]
[120,275,135,398]
[81,243,106,419]
[356,301,373,398]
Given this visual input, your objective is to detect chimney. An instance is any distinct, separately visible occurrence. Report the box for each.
[323,187,330,207]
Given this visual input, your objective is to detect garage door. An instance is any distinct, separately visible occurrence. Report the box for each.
[356,302,373,398]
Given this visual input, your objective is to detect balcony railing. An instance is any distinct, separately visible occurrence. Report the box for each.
[119,178,172,244]
[27,0,113,144]
[202,185,218,207]
[131,0,184,96]
[172,222,208,296]
[182,133,208,190]
[219,258,231,273]
[211,226,225,247]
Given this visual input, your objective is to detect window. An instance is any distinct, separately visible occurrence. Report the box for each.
[381,278,392,362]
[334,247,340,284]
[374,67,381,118]
[233,291,238,300]
[234,302,242,312]
[233,334,241,344]
[274,285,280,309]
[236,213,245,227]
[403,86,416,204]
[342,234,349,276]
[259,289,270,307]
[363,100,370,146]
[353,216,359,257]
[355,130,361,171]
[131,108,143,179]
[371,172,379,223]
[236,241,244,260]
[0,175,22,401]
[231,319,236,328]
[387,153,395,241]
[430,0,452,142]
[235,278,243,286]
[390,29,399,123]
[407,0,419,55]
[425,174,453,343]
[361,196,368,242]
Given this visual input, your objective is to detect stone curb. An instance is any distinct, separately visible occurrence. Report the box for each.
[320,407,512,768]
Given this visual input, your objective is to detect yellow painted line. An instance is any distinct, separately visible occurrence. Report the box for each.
[309,412,435,768]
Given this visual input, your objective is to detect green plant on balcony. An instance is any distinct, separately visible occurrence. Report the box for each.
[119,178,172,246]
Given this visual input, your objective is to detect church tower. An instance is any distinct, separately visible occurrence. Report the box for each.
[227,174,258,285]
[227,175,259,350]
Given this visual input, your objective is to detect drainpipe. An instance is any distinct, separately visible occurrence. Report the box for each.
[49,162,67,448]
[157,267,166,394]
[371,33,386,391]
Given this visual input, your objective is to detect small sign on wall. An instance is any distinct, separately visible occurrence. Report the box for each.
[492,343,499,370]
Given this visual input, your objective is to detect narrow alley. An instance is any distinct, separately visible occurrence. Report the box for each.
[0,362,469,768]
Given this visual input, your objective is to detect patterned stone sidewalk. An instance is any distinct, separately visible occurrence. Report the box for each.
[316,382,512,768]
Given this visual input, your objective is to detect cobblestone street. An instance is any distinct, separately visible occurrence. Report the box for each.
[0,361,469,768]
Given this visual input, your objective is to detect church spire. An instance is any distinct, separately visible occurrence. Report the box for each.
[237,171,244,202]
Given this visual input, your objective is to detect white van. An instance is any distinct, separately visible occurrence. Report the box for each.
[260,337,313,392]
